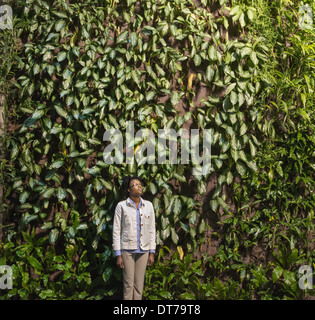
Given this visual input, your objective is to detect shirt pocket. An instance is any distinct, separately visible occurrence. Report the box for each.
[123,212,132,226]
[143,213,151,225]
[122,212,132,241]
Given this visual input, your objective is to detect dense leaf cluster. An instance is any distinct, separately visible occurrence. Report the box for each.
[0,0,314,299]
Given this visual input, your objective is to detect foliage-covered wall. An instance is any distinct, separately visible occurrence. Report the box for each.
[0,0,314,299]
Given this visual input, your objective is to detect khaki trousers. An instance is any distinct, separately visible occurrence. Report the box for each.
[121,251,149,300]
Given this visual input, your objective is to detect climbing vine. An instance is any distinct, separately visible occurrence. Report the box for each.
[0,0,314,299]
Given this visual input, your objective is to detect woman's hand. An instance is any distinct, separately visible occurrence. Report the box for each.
[116,255,125,268]
[147,253,155,266]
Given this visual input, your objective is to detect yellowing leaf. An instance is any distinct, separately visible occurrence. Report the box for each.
[187,73,197,90]
[177,246,184,260]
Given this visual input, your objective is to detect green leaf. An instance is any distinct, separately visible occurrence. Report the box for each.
[43,51,52,61]
[65,132,73,146]
[276,161,283,177]
[250,51,258,65]
[126,101,137,111]
[28,82,35,96]
[28,256,44,271]
[116,30,129,44]
[56,51,67,62]
[102,267,112,282]
[198,181,206,195]
[77,223,88,230]
[208,46,217,61]
[82,27,90,39]
[198,219,206,233]
[159,22,169,36]
[82,108,95,115]
[226,171,233,185]
[45,169,56,181]
[146,91,156,101]
[42,187,55,198]
[231,6,243,22]
[131,69,140,85]
[24,117,37,128]
[130,32,137,46]
[171,227,179,244]
[241,46,252,58]
[272,266,283,283]
[46,32,59,42]
[149,182,157,195]
[23,148,32,163]
[22,214,38,226]
[54,104,68,118]
[13,179,22,189]
[173,197,182,215]
[210,199,218,211]
[225,83,236,96]
[39,290,55,299]
[62,68,72,80]
[155,64,165,76]
[10,144,19,161]
[217,196,230,212]
[50,160,64,169]
[48,229,59,244]
[33,63,41,75]
[189,210,198,225]
[87,166,101,175]
[230,5,241,16]
[247,160,258,172]
[193,54,201,66]
[231,148,238,162]
[240,122,247,136]
[283,270,296,287]
[75,81,87,89]
[52,11,68,19]
[236,161,246,176]
[88,137,102,145]
[55,19,66,32]
[297,108,311,122]
[230,91,238,105]
[57,187,67,200]
[247,7,256,21]
[72,46,80,57]
[102,180,113,191]
[180,221,190,233]
[206,65,215,82]
[60,90,70,98]
[19,191,30,204]
[47,64,55,76]
[239,12,246,28]
[161,226,170,240]
[171,91,181,106]
[161,215,170,230]
[249,139,256,157]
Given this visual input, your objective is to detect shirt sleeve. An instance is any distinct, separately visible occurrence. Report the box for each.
[149,202,156,251]
[112,203,122,252]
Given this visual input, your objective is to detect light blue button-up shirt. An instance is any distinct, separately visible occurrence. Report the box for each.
[115,198,155,256]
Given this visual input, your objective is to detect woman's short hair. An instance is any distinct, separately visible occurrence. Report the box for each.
[121,175,146,197]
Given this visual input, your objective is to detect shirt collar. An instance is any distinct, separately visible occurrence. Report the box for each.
[127,197,144,208]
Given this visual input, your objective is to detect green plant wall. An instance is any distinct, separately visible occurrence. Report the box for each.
[0,0,314,299]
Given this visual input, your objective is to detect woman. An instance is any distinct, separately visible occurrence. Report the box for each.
[112,176,156,300]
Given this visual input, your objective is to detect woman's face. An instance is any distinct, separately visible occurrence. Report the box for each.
[128,179,143,197]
